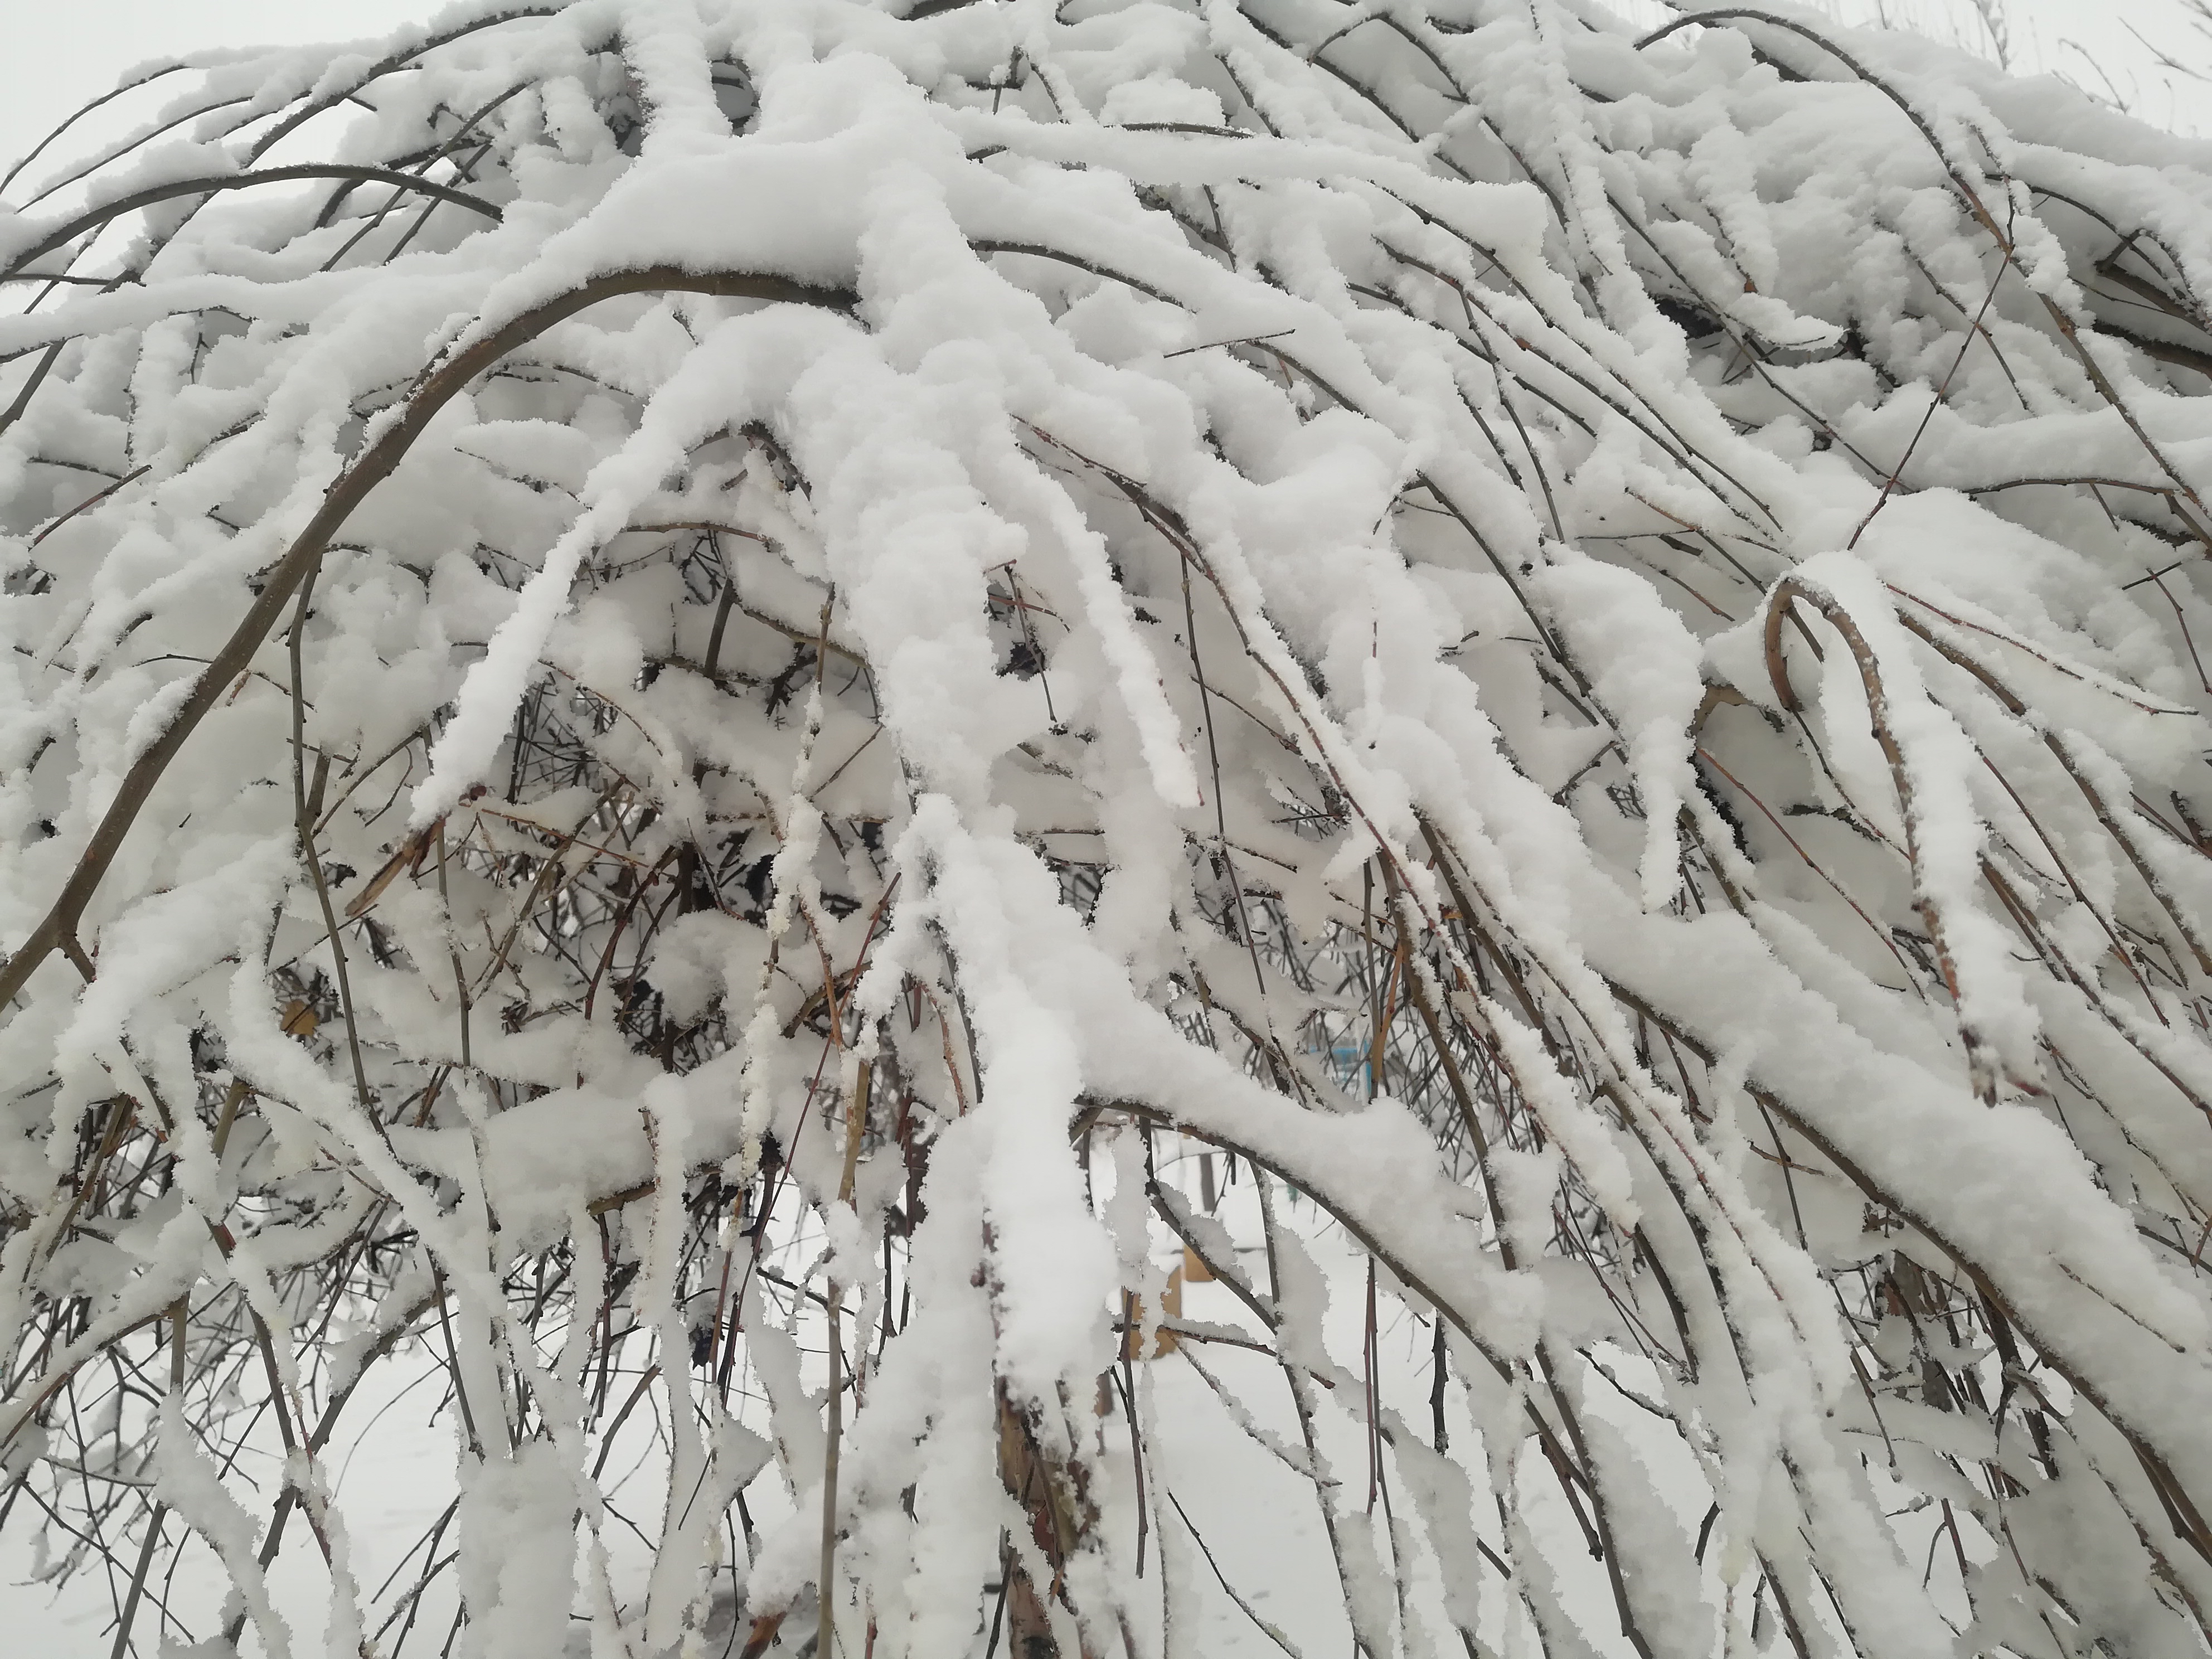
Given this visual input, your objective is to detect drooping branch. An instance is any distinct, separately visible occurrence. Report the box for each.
[0,267,855,1008]
[1,164,505,282]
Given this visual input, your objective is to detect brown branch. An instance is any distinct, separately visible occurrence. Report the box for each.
[1762,577,1996,1099]
[0,266,855,1012]
[2,165,503,281]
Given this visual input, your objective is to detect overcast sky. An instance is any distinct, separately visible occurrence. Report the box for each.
[1,0,2209,190]
[3,0,431,182]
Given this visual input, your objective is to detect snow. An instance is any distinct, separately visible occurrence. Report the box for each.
[9,1,2212,1656]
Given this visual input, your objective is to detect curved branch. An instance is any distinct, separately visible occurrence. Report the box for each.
[1888,606,2212,974]
[2093,314,2212,382]
[1611,977,2212,1572]
[2,165,502,281]
[1639,7,2212,537]
[243,9,565,164]
[18,95,259,215]
[0,266,856,1011]
[1762,575,1997,1099]
[1,63,198,196]
[1637,11,1961,171]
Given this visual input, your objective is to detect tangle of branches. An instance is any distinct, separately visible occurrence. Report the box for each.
[6,3,2212,1656]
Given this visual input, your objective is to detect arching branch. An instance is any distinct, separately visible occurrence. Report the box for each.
[2,164,504,282]
[0,266,856,1009]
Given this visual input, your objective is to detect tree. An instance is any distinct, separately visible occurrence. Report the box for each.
[6,0,2212,1653]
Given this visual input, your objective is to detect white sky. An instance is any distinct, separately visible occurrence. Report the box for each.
[1,0,2209,183]
[2,0,433,180]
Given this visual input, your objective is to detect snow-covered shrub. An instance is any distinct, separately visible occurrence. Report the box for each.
[7,1,2212,1654]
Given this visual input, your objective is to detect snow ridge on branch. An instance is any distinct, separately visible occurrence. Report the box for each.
[5,2,2212,1656]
